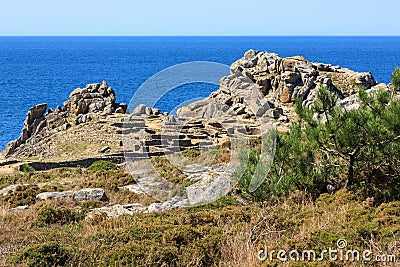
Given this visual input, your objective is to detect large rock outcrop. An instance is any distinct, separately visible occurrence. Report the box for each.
[64,80,120,116]
[178,50,378,119]
[4,104,48,157]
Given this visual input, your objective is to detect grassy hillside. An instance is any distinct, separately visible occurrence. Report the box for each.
[0,180,399,266]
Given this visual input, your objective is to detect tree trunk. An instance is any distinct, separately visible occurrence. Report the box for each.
[347,155,355,187]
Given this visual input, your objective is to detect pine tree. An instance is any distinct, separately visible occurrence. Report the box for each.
[295,86,400,202]
[237,68,400,203]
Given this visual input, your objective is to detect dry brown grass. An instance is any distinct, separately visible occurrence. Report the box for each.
[220,231,259,267]
[0,165,400,266]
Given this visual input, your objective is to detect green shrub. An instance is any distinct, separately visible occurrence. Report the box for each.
[4,185,41,207]
[87,160,117,173]
[235,149,262,199]
[234,129,318,202]
[182,148,201,159]
[35,204,85,226]
[12,242,71,267]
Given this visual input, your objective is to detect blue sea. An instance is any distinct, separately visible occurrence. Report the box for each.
[0,36,399,149]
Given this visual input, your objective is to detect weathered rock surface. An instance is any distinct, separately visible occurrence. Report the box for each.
[85,197,187,219]
[147,197,188,212]
[1,50,394,220]
[3,104,48,157]
[72,188,107,201]
[36,190,74,201]
[65,80,116,115]
[2,53,385,160]
[2,80,128,159]
[88,163,236,218]
[8,205,29,212]
[118,183,146,195]
[336,83,390,111]
[177,50,378,121]
[132,104,161,116]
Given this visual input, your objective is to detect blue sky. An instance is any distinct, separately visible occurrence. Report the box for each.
[1,0,399,36]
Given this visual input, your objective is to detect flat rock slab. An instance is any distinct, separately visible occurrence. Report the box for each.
[85,197,189,219]
[147,197,188,212]
[73,188,107,201]
[8,205,29,212]
[36,190,74,201]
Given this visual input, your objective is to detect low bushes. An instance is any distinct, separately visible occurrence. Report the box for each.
[12,242,71,267]
[87,160,117,173]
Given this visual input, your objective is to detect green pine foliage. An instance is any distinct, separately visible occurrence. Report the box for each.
[391,66,400,92]
[297,87,400,203]
[12,242,71,267]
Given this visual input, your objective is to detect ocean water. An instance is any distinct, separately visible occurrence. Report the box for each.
[0,36,399,149]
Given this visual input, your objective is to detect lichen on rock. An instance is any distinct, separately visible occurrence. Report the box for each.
[177,50,379,121]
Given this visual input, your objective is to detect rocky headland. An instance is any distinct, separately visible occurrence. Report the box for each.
[1,50,399,266]
[2,51,389,160]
